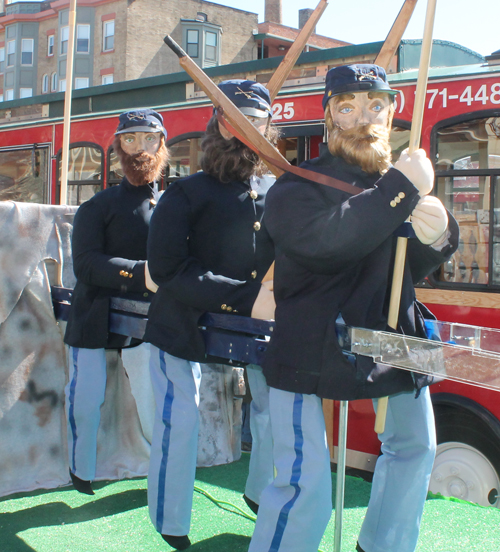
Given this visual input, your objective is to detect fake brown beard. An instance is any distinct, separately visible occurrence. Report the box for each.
[113,136,169,187]
[200,116,279,183]
[328,123,392,175]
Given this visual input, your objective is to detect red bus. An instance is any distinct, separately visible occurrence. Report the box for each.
[1,48,500,508]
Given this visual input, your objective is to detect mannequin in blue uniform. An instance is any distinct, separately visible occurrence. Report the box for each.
[248,65,459,552]
[144,80,277,550]
[64,109,169,495]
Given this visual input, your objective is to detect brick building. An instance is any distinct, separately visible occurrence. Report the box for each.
[0,0,260,100]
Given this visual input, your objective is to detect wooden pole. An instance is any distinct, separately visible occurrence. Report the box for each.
[59,0,77,205]
[266,0,328,102]
[375,0,419,70]
[374,0,438,435]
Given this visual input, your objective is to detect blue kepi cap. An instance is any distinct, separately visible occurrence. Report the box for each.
[218,79,272,118]
[322,64,399,110]
[115,109,167,140]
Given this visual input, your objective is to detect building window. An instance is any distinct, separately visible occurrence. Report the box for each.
[42,74,49,93]
[51,72,57,92]
[59,79,66,92]
[0,48,4,73]
[7,40,15,67]
[21,39,34,66]
[102,74,113,85]
[186,30,199,58]
[47,34,54,56]
[5,89,14,101]
[0,94,3,103]
[103,20,114,52]
[75,77,89,89]
[20,88,32,98]
[76,24,90,53]
[205,31,217,62]
[181,20,221,68]
[60,26,69,55]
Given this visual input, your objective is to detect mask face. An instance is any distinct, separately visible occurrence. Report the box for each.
[119,132,162,156]
[328,92,392,130]
[218,114,268,141]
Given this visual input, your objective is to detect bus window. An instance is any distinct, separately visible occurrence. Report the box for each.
[433,116,500,286]
[276,123,325,166]
[166,133,204,186]
[107,146,123,187]
[57,144,104,205]
[390,124,410,161]
[0,146,49,203]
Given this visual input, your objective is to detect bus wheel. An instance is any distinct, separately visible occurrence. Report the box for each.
[430,441,500,507]
[431,403,500,508]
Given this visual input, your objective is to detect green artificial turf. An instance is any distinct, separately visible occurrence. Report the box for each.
[1,453,500,552]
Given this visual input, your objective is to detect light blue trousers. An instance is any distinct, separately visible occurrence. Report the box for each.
[148,347,274,536]
[65,345,154,481]
[245,364,274,504]
[65,347,107,481]
[249,386,435,552]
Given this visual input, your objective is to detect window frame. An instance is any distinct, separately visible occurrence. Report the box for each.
[0,143,51,204]
[60,26,69,55]
[76,24,90,54]
[42,74,49,93]
[426,109,500,291]
[6,40,15,67]
[51,72,57,92]
[165,131,205,186]
[47,34,54,56]
[103,19,114,52]
[186,29,199,58]
[75,77,89,89]
[56,141,105,205]
[204,31,217,62]
[21,38,34,66]
[19,88,32,99]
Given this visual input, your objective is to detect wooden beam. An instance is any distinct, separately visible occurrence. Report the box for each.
[267,0,329,101]
[375,0,419,70]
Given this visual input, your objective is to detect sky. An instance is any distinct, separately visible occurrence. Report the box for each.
[208,0,499,57]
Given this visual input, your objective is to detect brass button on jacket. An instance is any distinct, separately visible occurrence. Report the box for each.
[251,270,257,279]
[253,221,261,231]
[249,190,258,200]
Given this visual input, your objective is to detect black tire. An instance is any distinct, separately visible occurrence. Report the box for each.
[434,404,500,476]
[433,403,500,506]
